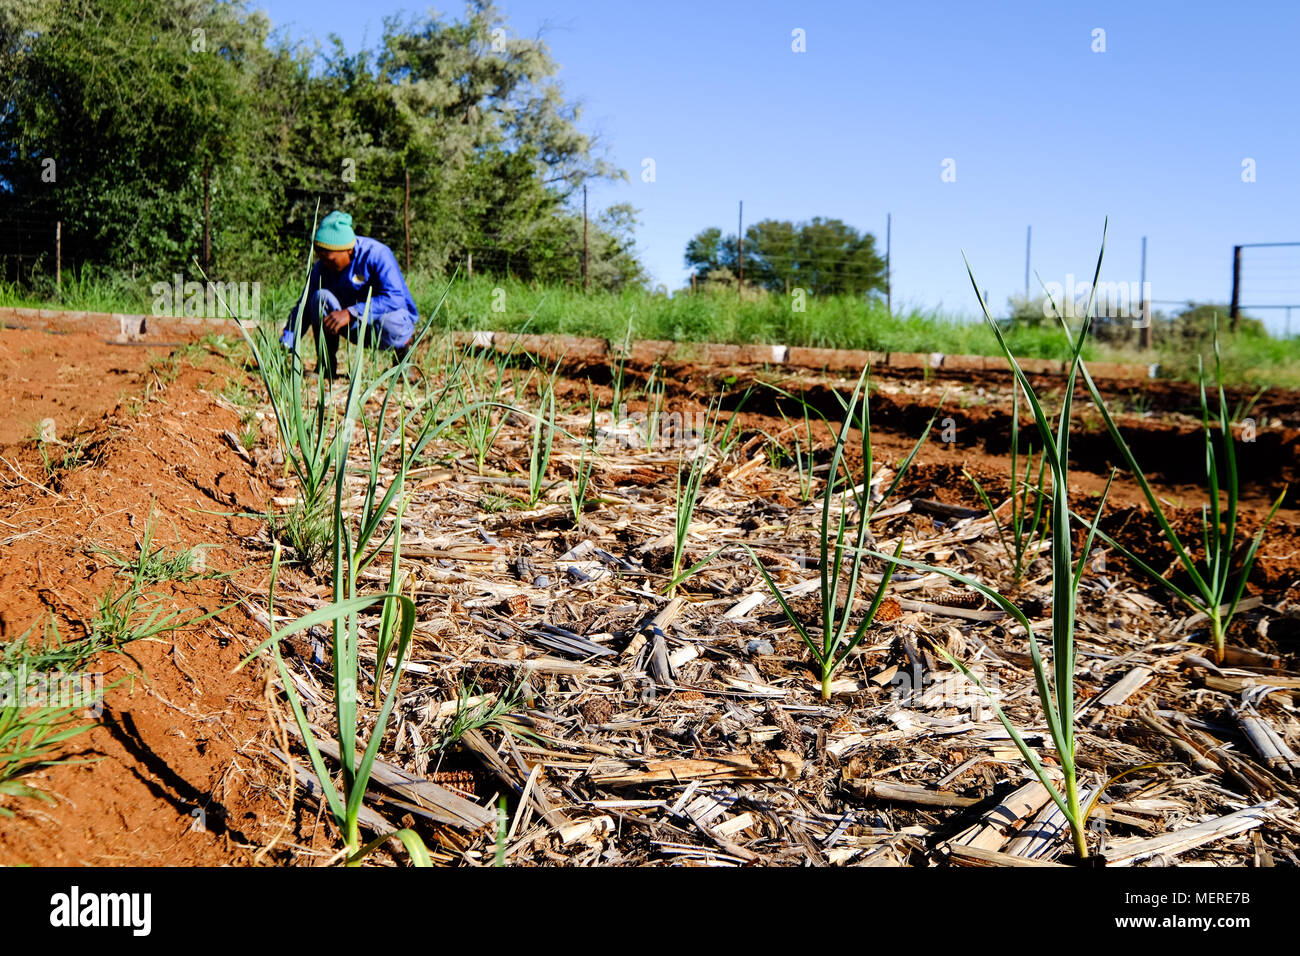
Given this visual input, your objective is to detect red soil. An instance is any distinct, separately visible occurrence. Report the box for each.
[1,327,1296,865]
[0,327,293,865]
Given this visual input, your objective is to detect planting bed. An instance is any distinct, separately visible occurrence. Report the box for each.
[0,327,297,864]
[2,323,1299,866]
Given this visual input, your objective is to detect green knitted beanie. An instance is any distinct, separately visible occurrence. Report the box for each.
[314,211,356,251]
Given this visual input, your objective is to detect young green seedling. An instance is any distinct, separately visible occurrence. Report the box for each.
[1071,316,1286,662]
[665,398,717,596]
[527,371,558,507]
[856,232,1115,859]
[568,390,599,525]
[746,367,936,700]
[240,328,429,866]
[964,386,1048,589]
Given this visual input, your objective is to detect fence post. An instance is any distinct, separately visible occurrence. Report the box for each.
[404,169,411,272]
[737,199,744,298]
[582,183,589,292]
[203,165,211,274]
[1024,225,1031,298]
[886,212,893,317]
[1139,235,1151,349]
[55,220,61,296]
[1230,244,1242,332]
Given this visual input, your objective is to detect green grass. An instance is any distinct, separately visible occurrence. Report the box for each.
[477,492,524,514]
[33,435,87,477]
[6,268,1300,387]
[88,512,210,584]
[1,616,129,814]
[87,509,229,650]
[221,377,258,413]
[431,276,1090,358]
[429,681,532,753]
[1,628,101,815]
[267,497,334,565]
[0,265,149,315]
[89,583,196,649]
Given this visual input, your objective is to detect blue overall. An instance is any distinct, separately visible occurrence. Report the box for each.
[280,236,418,352]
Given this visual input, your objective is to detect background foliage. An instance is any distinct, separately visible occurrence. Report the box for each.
[0,0,641,288]
[685,217,887,297]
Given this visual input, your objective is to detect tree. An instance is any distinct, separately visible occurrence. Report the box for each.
[684,217,886,296]
[685,227,725,274]
[0,0,286,275]
[0,0,641,289]
[286,1,626,278]
[1171,303,1265,342]
[587,203,646,290]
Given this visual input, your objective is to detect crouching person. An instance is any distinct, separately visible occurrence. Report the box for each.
[280,210,419,378]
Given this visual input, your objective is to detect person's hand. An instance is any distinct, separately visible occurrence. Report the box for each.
[323,308,353,334]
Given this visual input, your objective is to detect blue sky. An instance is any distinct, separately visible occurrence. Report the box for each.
[254,0,1300,330]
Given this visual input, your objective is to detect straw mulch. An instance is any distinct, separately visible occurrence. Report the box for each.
[244,362,1300,867]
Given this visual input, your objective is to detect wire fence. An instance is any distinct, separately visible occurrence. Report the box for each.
[0,193,586,293]
[1233,242,1300,337]
[0,208,58,263]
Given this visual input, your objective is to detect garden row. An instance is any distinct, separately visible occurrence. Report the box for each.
[0,306,1155,380]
